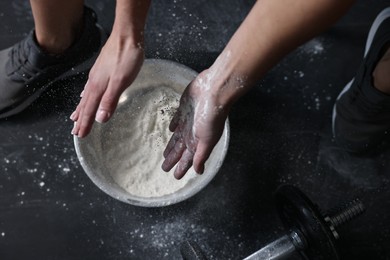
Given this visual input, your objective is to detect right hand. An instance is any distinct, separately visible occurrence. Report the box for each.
[162,70,229,179]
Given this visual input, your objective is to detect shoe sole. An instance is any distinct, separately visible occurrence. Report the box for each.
[332,7,390,135]
[0,24,107,119]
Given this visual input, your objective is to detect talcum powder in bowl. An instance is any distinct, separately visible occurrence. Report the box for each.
[74,59,230,207]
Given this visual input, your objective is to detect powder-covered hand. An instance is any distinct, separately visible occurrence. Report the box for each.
[70,35,144,138]
[162,70,229,179]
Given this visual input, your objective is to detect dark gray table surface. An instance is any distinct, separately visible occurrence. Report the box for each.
[0,0,389,259]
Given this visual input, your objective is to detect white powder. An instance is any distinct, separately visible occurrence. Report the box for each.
[298,38,325,56]
[107,86,197,198]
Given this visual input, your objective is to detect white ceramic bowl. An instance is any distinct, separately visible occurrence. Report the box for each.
[74,59,230,207]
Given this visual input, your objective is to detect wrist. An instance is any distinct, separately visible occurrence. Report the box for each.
[111,26,145,49]
[203,52,250,109]
[112,0,150,47]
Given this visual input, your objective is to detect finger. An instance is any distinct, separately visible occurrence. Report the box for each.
[70,95,84,122]
[70,110,78,122]
[70,80,90,125]
[95,81,123,124]
[169,109,181,132]
[162,136,186,172]
[71,121,78,136]
[192,139,216,174]
[163,131,180,158]
[77,79,107,138]
[71,78,94,133]
[174,149,194,180]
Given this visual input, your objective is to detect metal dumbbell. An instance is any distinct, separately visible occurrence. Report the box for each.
[181,185,365,260]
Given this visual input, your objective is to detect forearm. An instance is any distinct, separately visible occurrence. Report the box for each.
[112,0,151,46]
[209,0,356,107]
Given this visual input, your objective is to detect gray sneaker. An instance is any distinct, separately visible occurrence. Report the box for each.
[332,7,390,153]
[0,6,107,118]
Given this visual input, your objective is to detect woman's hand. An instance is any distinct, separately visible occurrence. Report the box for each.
[162,70,229,179]
[70,34,144,137]
[70,0,150,138]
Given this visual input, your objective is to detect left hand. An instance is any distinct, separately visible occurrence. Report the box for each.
[70,34,144,138]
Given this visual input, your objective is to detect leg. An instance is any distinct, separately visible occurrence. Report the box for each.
[30,0,84,54]
[0,3,107,119]
[373,45,390,94]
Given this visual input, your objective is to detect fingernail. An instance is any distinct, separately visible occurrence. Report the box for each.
[197,165,205,175]
[80,90,84,97]
[95,110,110,123]
[70,111,76,121]
[71,123,77,136]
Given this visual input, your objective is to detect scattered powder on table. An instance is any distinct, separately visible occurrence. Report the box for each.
[106,86,197,198]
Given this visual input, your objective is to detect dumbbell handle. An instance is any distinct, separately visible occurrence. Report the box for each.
[244,230,305,260]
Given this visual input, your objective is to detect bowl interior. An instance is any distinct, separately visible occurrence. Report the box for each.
[74,59,230,207]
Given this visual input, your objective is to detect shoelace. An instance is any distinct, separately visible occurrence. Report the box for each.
[8,38,43,83]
